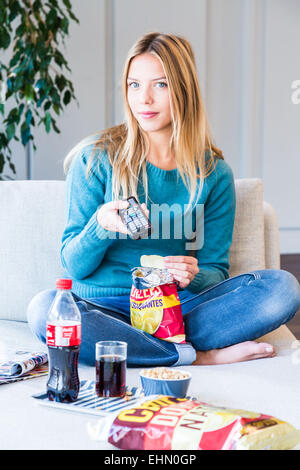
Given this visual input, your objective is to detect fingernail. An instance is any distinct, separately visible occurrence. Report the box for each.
[265,347,273,353]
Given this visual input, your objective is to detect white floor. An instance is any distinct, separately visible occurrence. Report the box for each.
[0,320,299,450]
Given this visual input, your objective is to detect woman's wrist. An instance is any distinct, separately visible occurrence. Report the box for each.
[96,207,105,229]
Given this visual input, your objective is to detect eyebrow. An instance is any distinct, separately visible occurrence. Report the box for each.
[127,76,167,81]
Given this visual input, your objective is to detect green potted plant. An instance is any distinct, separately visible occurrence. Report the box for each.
[0,0,79,180]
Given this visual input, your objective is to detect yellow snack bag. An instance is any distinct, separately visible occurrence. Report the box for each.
[130,267,185,343]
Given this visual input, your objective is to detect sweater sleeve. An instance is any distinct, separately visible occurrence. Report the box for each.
[186,159,236,294]
[60,149,114,280]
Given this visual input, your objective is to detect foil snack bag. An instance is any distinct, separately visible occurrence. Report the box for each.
[93,395,300,450]
[130,266,186,344]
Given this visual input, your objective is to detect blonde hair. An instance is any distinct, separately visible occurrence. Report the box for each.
[64,32,224,210]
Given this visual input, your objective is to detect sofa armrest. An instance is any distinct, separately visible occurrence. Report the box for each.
[263,201,280,269]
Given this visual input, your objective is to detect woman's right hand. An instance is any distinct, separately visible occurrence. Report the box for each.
[97,200,130,234]
[96,200,150,235]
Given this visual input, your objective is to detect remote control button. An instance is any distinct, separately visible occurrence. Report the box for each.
[128,222,137,231]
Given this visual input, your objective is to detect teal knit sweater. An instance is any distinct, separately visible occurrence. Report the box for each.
[61,144,236,298]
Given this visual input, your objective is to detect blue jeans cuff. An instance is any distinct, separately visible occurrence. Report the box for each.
[172,342,196,366]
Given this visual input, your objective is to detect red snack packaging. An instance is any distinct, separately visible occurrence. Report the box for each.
[130,267,186,344]
[91,395,300,450]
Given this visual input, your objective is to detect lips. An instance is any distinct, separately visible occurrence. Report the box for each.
[139,112,159,119]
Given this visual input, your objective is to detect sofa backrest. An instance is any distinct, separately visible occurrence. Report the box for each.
[229,178,266,277]
[0,181,65,322]
[0,178,268,322]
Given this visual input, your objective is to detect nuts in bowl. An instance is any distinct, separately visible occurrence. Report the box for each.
[140,367,192,398]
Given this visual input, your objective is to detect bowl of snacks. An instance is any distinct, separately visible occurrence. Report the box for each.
[140,367,192,398]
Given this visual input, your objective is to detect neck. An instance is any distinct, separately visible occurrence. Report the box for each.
[146,126,176,168]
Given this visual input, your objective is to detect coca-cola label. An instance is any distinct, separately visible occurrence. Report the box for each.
[46,322,81,347]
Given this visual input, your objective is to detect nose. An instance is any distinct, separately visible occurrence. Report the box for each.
[139,84,153,104]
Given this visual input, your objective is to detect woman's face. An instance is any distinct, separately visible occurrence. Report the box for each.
[127,53,172,134]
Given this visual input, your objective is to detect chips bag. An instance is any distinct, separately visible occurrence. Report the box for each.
[91,395,300,450]
[130,264,186,344]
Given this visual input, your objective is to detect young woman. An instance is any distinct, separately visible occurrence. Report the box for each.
[27,32,300,367]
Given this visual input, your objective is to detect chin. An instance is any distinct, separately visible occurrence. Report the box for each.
[138,121,170,133]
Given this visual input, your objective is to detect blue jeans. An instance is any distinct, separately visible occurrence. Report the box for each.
[26,269,300,367]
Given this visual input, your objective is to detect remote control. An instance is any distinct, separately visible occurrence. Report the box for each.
[119,196,152,240]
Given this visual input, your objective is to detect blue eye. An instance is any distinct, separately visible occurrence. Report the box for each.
[157,82,167,88]
[128,82,139,88]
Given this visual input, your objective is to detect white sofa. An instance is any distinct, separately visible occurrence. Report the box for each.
[0,179,299,450]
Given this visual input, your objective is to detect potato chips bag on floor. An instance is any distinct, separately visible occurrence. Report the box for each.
[130,256,185,343]
[92,395,300,450]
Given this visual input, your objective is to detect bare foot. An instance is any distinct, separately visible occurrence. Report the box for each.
[192,341,276,365]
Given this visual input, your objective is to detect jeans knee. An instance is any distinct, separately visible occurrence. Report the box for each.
[280,269,300,306]
[27,289,56,341]
[271,270,300,322]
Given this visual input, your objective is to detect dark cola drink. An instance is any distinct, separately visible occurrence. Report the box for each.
[47,345,80,402]
[95,354,126,398]
[46,279,81,403]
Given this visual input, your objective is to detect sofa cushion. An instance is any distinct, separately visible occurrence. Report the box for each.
[229,179,265,277]
[263,201,280,269]
[0,181,65,321]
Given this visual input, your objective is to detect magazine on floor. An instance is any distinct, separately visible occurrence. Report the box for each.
[0,350,48,384]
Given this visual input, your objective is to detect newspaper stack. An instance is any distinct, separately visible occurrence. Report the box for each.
[0,351,48,385]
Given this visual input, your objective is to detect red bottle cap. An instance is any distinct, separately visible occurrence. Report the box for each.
[56,279,72,290]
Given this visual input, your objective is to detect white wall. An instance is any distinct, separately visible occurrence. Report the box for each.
[204,0,300,253]
[262,0,300,254]
[11,0,107,181]
[7,0,300,253]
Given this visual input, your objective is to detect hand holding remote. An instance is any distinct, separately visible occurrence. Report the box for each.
[119,197,151,240]
[97,200,130,234]
[97,199,150,236]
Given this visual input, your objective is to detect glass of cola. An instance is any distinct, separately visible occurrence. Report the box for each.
[95,341,127,398]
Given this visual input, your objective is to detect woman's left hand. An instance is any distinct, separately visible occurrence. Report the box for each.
[163,256,199,289]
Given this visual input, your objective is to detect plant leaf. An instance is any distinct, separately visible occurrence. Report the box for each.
[21,122,31,145]
[6,123,16,141]
[62,0,72,9]
[25,108,33,125]
[0,153,5,173]
[52,118,61,133]
[63,89,71,105]
[45,112,52,133]
[0,30,11,49]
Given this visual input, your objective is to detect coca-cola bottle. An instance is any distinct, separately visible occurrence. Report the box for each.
[46,279,81,402]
